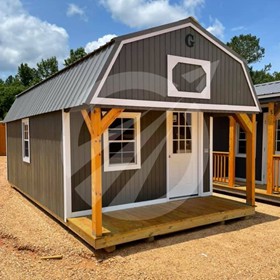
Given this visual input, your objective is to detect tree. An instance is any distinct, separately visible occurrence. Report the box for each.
[64,47,87,66]
[0,82,26,120]
[227,34,265,64]
[5,75,19,85]
[17,63,39,87]
[37,57,58,80]
[249,64,274,84]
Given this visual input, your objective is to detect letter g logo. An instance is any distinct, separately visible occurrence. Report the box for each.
[185,34,195,47]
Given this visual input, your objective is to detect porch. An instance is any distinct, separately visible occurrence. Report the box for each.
[213,151,280,204]
[67,195,255,251]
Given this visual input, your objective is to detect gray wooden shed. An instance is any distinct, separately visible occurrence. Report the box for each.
[4,17,260,251]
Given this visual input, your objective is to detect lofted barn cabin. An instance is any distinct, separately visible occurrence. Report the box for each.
[4,17,260,251]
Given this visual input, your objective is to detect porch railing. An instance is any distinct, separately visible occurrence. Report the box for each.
[213,151,229,183]
[273,155,280,192]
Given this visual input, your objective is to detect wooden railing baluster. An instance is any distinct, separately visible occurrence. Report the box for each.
[213,151,229,183]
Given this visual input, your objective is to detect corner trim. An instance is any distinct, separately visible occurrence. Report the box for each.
[62,111,72,221]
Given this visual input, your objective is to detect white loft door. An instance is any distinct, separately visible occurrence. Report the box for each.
[167,111,199,199]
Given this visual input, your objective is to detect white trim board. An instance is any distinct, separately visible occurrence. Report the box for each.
[70,198,169,217]
[198,112,204,196]
[93,97,260,112]
[208,116,213,195]
[258,93,280,99]
[62,111,72,221]
[90,21,260,111]
[262,113,268,184]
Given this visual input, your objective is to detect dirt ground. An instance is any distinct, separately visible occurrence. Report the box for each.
[0,157,279,280]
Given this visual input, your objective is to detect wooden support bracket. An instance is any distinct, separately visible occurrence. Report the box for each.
[81,107,124,237]
[234,113,256,206]
[234,113,253,134]
[274,103,280,120]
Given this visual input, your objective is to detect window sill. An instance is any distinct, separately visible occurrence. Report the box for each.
[104,162,141,172]
[236,153,246,158]
[23,157,30,163]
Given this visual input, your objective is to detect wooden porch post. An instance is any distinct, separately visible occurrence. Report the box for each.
[266,102,275,194]
[91,108,103,237]
[245,114,256,206]
[234,113,255,206]
[228,116,236,187]
[82,108,124,237]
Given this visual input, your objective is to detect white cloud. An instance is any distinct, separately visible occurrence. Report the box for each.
[85,34,117,53]
[66,3,88,21]
[206,18,225,39]
[231,26,245,32]
[0,0,69,77]
[100,0,205,28]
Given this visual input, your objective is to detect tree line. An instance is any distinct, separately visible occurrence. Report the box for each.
[0,47,87,119]
[0,34,280,120]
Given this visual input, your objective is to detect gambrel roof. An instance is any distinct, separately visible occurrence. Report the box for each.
[5,17,260,122]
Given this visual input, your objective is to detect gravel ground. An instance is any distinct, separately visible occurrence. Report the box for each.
[0,156,280,280]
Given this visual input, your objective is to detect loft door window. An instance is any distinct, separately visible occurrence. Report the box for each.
[104,112,141,172]
[22,118,30,163]
[172,112,192,153]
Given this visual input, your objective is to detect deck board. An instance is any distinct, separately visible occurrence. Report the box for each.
[214,182,280,206]
[67,196,254,250]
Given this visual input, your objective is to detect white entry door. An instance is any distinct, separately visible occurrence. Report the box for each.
[167,111,199,199]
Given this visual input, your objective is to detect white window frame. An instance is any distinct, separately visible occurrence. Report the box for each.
[167,55,211,99]
[236,124,246,158]
[275,118,280,154]
[22,118,30,163]
[103,112,141,172]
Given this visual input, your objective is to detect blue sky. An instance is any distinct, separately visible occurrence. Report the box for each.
[1,0,280,79]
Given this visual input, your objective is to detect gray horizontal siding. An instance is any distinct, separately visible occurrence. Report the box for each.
[7,111,64,218]
[99,26,255,107]
[70,110,167,212]
[5,44,114,122]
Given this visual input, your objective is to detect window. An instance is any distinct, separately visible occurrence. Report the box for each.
[275,119,280,153]
[172,112,192,153]
[22,118,30,163]
[236,124,246,156]
[103,112,141,172]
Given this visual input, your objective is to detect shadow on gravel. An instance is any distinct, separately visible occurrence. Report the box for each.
[102,210,279,259]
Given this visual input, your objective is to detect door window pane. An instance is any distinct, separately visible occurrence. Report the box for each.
[172,112,192,153]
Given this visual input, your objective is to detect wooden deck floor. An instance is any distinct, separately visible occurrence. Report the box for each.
[214,182,280,205]
[67,196,254,250]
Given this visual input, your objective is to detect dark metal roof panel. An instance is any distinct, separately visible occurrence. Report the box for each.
[255,81,280,96]
[4,44,114,122]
